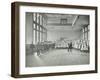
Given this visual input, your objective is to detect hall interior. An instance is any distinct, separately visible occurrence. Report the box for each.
[25,12,90,67]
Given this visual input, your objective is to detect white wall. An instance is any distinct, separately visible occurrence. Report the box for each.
[47,30,82,41]
[0,0,100,80]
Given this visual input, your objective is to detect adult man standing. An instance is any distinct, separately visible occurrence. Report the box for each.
[68,42,73,52]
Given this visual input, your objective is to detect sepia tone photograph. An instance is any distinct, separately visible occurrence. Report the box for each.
[25,12,90,67]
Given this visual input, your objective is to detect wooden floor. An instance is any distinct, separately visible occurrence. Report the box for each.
[26,49,89,67]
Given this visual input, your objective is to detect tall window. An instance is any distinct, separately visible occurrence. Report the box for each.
[32,13,47,44]
[82,25,89,40]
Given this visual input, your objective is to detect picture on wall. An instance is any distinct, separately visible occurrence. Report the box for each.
[11,2,98,78]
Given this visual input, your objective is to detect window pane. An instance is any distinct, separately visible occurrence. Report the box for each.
[35,30,37,44]
[33,13,36,21]
[41,32,43,42]
[43,17,45,26]
[40,32,41,42]
[33,23,36,29]
[37,31,39,43]
[83,32,84,39]
[40,15,42,25]
[37,14,39,23]
[33,30,35,44]
[43,33,45,41]
[85,32,87,40]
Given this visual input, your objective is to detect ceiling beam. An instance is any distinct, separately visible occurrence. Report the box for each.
[47,23,72,26]
[72,15,79,26]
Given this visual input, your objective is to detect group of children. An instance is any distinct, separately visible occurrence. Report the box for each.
[55,39,89,52]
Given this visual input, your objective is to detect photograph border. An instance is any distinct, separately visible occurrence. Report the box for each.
[11,2,98,78]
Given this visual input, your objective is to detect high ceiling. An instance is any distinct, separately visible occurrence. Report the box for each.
[43,13,89,31]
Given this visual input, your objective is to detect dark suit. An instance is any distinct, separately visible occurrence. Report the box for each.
[68,42,72,52]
